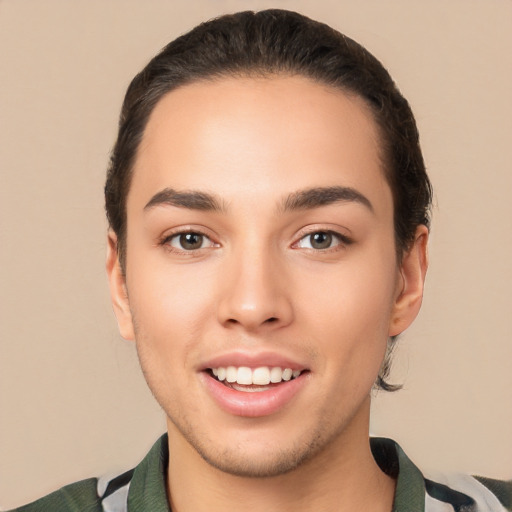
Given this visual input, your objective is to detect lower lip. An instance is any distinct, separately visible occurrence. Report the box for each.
[201,372,307,418]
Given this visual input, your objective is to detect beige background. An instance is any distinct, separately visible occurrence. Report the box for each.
[1,0,511,508]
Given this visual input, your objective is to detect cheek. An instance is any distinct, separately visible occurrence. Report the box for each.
[126,254,218,355]
[127,265,214,406]
[302,255,396,319]
[296,248,398,366]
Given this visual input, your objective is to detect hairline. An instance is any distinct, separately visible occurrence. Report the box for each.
[115,69,403,270]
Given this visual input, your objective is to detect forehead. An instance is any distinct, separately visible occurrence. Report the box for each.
[129,75,390,212]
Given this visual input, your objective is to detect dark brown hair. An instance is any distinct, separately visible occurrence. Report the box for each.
[105,9,432,391]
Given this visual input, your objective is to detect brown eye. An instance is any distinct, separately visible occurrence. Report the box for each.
[169,232,208,250]
[295,230,348,251]
[309,232,332,249]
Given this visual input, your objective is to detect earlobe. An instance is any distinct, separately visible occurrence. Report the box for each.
[389,225,429,337]
[106,231,135,341]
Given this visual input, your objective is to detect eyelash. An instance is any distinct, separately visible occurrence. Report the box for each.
[293,230,353,252]
[159,228,352,255]
[159,229,218,255]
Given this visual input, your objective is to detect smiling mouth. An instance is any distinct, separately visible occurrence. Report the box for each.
[207,366,305,392]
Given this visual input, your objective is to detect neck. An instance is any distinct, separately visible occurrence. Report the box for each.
[166,398,395,512]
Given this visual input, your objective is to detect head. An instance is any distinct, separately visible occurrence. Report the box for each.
[105,10,430,477]
[105,9,431,391]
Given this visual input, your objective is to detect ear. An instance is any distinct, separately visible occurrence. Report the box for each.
[106,231,135,341]
[389,225,429,337]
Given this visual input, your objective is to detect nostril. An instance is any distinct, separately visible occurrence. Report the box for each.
[265,317,278,323]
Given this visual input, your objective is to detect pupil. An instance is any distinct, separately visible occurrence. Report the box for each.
[311,232,331,249]
[180,233,203,250]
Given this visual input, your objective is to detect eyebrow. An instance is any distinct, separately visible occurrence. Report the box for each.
[143,185,373,215]
[281,186,373,213]
[144,188,225,212]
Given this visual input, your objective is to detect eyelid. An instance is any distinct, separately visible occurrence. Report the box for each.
[169,233,213,250]
[291,226,353,251]
[159,226,220,253]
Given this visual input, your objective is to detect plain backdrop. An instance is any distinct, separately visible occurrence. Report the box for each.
[1,0,511,508]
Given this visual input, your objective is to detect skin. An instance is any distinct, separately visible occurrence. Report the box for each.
[107,75,428,512]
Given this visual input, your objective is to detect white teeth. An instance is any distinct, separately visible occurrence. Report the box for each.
[210,366,302,385]
[237,367,253,385]
[270,367,283,383]
[226,366,237,383]
[252,367,270,385]
[282,368,292,381]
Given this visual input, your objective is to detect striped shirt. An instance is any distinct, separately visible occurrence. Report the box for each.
[8,435,511,511]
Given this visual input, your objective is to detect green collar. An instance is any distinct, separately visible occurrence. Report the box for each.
[127,435,171,511]
[371,437,426,512]
[128,435,426,512]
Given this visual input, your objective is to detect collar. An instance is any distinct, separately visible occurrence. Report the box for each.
[371,437,426,511]
[127,435,426,512]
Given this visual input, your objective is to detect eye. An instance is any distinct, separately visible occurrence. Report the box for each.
[167,232,213,251]
[296,231,346,250]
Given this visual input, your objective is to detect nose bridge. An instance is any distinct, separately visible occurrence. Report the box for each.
[217,236,293,331]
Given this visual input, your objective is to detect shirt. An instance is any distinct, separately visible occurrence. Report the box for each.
[8,435,512,511]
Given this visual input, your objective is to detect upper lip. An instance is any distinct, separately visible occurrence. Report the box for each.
[200,350,308,372]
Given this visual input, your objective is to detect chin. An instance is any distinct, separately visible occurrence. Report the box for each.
[171,412,337,479]
[195,442,318,478]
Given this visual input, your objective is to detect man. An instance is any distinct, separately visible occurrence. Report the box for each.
[9,9,511,512]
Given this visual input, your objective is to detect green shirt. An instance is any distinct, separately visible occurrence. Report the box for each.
[8,435,511,511]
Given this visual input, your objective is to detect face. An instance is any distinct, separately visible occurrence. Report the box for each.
[107,75,427,477]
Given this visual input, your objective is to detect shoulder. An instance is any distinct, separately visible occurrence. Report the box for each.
[474,476,512,511]
[5,435,168,512]
[5,477,103,512]
[371,437,511,512]
[422,472,512,512]
[5,469,135,512]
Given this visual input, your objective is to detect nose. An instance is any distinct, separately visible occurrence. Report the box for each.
[216,246,294,332]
